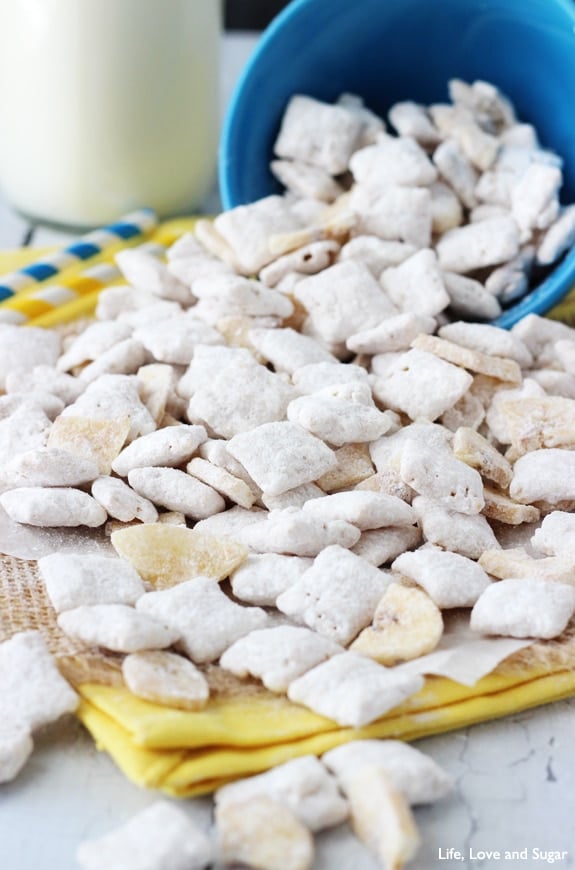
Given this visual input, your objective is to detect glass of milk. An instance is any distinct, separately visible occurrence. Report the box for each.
[0,0,221,227]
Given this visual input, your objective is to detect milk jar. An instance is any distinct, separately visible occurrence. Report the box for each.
[0,0,221,227]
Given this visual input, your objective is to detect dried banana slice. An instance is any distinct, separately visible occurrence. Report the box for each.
[350,584,443,665]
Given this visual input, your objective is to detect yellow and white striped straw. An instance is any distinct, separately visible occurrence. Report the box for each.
[0,208,157,303]
[0,241,167,326]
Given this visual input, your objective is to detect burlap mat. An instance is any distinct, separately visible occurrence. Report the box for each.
[0,553,272,700]
[2,552,575,696]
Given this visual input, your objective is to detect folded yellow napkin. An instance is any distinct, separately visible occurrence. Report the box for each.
[4,231,575,798]
[76,664,575,797]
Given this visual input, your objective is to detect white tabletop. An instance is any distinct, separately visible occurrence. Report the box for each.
[0,31,574,870]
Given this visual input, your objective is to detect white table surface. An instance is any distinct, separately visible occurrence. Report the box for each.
[0,30,574,870]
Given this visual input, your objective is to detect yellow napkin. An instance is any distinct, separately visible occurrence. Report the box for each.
[4,231,575,798]
[76,666,575,797]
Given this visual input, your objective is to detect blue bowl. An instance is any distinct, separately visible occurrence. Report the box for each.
[219,0,575,328]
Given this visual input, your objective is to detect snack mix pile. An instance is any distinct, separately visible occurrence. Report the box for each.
[2,79,575,869]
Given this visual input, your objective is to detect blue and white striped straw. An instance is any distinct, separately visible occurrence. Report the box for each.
[0,208,157,302]
[0,241,167,326]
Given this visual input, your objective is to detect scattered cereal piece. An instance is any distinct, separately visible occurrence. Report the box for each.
[339,236,417,277]
[38,552,145,613]
[0,390,64,422]
[215,755,348,832]
[442,271,502,321]
[61,374,156,442]
[287,652,424,728]
[291,361,370,395]
[220,625,343,693]
[355,185,433,248]
[0,631,78,731]
[261,240,340,288]
[274,94,362,175]
[122,650,209,710]
[399,439,484,515]
[133,316,223,366]
[127,467,225,519]
[412,496,500,560]
[77,801,212,870]
[511,314,575,364]
[249,326,336,375]
[186,457,255,509]
[287,388,394,446]
[78,338,147,384]
[271,159,344,203]
[510,163,562,233]
[116,248,193,305]
[92,476,159,524]
[0,324,60,390]
[0,404,51,465]
[193,505,266,541]
[0,721,33,784]
[350,583,443,664]
[5,364,85,405]
[381,249,449,317]
[192,272,294,323]
[531,511,575,557]
[137,577,268,662]
[351,526,422,566]
[432,139,478,209]
[261,483,324,511]
[470,578,575,639]
[323,739,453,805]
[350,137,437,188]
[58,603,180,653]
[388,101,441,147]
[58,321,133,372]
[0,448,99,489]
[0,486,107,528]
[216,796,314,870]
[188,359,294,439]
[372,348,473,422]
[430,180,464,234]
[537,205,575,265]
[227,421,336,497]
[215,196,304,275]
[230,554,312,606]
[294,260,397,345]
[510,449,575,505]
[302,491,416,530]
[239,508,361,557]
[111,523,247,587]
[277,545,394,644]
[392,545,491,608]
[111,425,207,477]
[435,216,520,272]
[347,312,436,355]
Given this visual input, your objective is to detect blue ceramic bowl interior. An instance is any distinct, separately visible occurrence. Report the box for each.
[219,0,575,328]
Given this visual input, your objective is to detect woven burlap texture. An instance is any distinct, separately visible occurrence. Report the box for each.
[3,552,575,697]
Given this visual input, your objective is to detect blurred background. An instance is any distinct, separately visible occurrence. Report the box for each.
[225,0,290,29]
